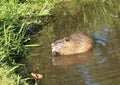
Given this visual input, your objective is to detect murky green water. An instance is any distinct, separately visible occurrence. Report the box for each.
[27,1,120,85]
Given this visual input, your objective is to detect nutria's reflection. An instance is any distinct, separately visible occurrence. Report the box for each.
[52,51,92,66]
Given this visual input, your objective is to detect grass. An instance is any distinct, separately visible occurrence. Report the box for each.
[0,63,29,85]
[0,0,55,85]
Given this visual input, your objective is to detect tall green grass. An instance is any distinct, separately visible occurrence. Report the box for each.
[0,22,30,85]
[0,0,55,28]
[0,63,29,85]
[0,0,55,85]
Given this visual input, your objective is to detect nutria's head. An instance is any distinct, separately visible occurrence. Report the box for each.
[51,32,93,56]
[51,37,71,56]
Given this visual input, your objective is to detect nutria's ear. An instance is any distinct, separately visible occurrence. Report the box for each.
[64,37,70,42]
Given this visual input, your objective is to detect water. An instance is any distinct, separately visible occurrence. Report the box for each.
[26,1,120,85]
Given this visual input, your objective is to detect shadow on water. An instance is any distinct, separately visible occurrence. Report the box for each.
[26,0,120,85]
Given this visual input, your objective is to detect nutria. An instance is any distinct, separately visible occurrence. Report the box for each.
[51,32,93,55]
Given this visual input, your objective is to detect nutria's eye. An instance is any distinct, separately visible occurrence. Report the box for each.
[65,37,70,42]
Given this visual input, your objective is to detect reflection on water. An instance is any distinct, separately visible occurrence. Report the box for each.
[26,0,120,85]
[52,51,92,66]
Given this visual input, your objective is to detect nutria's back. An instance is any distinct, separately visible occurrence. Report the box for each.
[51,32,93,55]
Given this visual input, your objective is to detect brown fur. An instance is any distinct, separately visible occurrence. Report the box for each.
[51,32,93,55]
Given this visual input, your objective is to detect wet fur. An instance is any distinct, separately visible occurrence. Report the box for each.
[51,32,93,55]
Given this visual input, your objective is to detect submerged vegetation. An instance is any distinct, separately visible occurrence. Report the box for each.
[0,0,119,85]
[54,0,120,27]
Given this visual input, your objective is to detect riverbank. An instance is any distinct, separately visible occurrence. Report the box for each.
[0,0,55,84]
